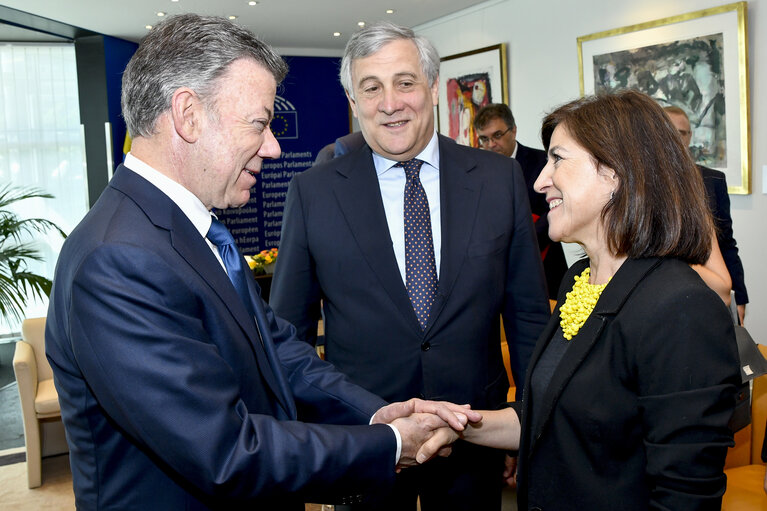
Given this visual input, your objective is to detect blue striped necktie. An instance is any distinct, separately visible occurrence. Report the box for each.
[207,217,255,317]
[398,159,438,329]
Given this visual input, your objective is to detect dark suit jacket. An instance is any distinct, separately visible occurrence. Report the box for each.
[699,165,748,305]
[45,165,397,510]
[514,142,568,298]
[514,257,740,510]
[271,135,550,406]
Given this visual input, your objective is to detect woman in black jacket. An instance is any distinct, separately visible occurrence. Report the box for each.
[421,90,740,510]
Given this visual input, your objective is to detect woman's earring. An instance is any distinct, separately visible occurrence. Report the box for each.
[610,190,615,200]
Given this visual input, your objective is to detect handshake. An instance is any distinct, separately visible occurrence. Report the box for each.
[371,398,482,471]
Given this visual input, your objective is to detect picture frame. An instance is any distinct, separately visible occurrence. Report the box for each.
[437,44,508,148]
[577,2,750,194]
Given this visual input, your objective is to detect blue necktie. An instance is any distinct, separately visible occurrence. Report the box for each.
[399,159,438,329]
[207,217,297,419]
[207,217,255,317]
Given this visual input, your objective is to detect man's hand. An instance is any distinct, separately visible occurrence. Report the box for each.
[503,455,517,488]
[390,413,451,470]
[414,426,461,464]
[373,398,482,432]
[738,304,746,325]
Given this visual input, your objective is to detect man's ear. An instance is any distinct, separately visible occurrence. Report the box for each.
[170,88,203,143]
[345,90,359,118]
[430,75,439,107]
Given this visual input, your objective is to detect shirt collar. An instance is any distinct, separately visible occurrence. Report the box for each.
[373,131,440,177]
[123,152,214,237]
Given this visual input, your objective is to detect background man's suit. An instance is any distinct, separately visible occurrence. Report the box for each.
[699,164,748,308]
[514,142,568,297]
[45,165,398,510]
[271,135,550,507]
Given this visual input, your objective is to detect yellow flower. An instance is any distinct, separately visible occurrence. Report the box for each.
[247,248,279,274]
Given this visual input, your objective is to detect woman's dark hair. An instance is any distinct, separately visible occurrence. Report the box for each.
[541,90,712,264]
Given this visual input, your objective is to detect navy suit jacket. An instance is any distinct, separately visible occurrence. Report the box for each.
[699,165,748,305]
[45,165,397,510]
[514,142,568,298]
[514,257,739,509]
[271,135,550,406]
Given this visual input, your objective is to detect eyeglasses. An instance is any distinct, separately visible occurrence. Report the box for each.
[478,128,511,146]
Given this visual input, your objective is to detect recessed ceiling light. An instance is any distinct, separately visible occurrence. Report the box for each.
[171,0,179,3]
[333,32,342,37]
[229,15,238,20]
[145,25,153,30]
[248,1,258,5]
[357,21,365,27]
[386,9,395,14]
[157,11,166,17]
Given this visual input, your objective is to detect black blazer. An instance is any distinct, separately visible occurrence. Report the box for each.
[514,257,740,510]
[699,165,748,305]
[271,135,550,406]
[515,142,567,298]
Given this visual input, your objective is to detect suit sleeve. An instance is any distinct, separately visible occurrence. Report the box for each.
[67,242,395,502]
[261,296,389,424]
[709,173,748,304]
[270,175,324,344]
[635,285,739,509]
[502,162,551,395]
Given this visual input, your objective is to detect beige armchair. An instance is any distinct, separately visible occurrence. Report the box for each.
[12,317,62,488]
[722,343,767,509]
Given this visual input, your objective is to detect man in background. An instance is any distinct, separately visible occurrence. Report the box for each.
[664,105,748,324]
[45,14,476,510]
[473,103,568,298]
[271,22,549,510]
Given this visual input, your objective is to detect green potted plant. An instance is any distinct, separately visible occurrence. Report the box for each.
[0,185,66,325]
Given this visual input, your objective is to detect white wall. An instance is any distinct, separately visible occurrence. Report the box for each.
[416,0,767,343]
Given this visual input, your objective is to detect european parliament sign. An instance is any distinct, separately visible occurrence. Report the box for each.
[215,56,350,255]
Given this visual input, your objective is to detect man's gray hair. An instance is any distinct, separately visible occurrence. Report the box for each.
[340,21,440,99]
[122,13,288,138]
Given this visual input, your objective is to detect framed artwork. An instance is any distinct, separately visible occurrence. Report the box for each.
[577,2,750,194]
[437,44,508,148]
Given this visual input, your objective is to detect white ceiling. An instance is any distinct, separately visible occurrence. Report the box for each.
[0,0,490,51]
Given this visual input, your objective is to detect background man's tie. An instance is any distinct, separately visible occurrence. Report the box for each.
[398,158,438,329]
[207,217,255,317]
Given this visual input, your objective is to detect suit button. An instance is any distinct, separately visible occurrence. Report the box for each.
[421,341,431,351]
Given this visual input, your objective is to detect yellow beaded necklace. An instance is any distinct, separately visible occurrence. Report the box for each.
[559,267,609,340]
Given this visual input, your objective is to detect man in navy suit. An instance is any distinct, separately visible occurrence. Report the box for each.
[270,22,550,510]
[473,103,568,298]
[664,106,749,324]
[44,15,477,510]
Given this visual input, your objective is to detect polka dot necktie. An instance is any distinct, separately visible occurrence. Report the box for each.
[398,158,438,330]
[207,217,255,318]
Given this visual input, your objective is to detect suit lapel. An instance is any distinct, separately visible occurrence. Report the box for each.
[332,147,423,334]
[526,257,662,455]
[109,166,294,418]
[428,137,481,332]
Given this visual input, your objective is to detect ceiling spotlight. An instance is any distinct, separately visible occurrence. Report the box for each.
[357,21,365,27]
[333,32,342,37]
[248,1,258,5]
[171,0,179,3]
[145,25,153,30]
[386,9,395,14]
[157,11,166,17]
[229,15,238,20]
